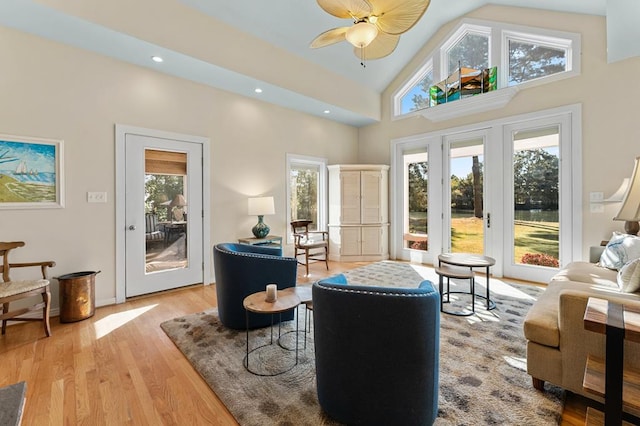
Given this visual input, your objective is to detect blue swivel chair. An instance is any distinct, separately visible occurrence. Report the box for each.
[312,274,440,425]
[213,243,298,330]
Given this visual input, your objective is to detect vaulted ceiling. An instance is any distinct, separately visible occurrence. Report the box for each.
[0,0,623,126]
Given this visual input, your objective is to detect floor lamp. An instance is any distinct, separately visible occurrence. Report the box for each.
[614,156,640,235]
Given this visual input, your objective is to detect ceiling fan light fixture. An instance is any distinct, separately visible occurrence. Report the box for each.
[345,21,378,48]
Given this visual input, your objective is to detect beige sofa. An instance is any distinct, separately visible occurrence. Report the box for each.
[523,247,640,398]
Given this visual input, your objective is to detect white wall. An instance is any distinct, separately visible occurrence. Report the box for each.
[0,26,358,309]
[358,5,640,258]
[36,0,381,122]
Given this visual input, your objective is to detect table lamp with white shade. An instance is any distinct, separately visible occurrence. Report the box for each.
[248,196,275,238]
[614,156,640,235]
[170,194,187,222]
[603,178,630,204]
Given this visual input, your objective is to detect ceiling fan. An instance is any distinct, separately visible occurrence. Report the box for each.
[310,0,431,65]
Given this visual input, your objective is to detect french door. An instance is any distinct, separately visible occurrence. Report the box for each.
[391,106,581,283]
[501,115,576,282]
[443,130,489,256]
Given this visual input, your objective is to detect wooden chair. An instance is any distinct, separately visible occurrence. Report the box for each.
[291,220,329,276]
[0,242,55,337]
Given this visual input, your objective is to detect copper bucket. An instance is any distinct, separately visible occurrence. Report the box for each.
[57,271,100,323]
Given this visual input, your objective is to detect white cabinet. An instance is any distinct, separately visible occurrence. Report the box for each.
[328,164,389,261]
[337,226,388,258]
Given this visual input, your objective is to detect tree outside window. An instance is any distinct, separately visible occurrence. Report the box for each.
[394,21,579,118]
[400,70,433,114]
[446,33,489,75]
[290,167,319,231]
[145,174,184,221]
[407,160,428,251]
[508,40,566,85]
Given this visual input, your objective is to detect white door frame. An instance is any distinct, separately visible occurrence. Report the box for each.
[115,124,211,303]
[501,112,579,282]
[390,134,442,265]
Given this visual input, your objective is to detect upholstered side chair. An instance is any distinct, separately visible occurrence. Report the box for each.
[313,275,440,425]
[290,220,328,276]
[0,241,55,337]
[213,243,298,330]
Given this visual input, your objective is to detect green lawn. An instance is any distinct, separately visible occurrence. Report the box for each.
[451,217,559,262]
[409,211,560,263]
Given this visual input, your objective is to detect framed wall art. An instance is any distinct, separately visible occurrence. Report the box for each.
[0,134,64,209]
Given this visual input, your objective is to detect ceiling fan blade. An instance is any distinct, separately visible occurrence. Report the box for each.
[371,0,430,35]
[353,32,400,60]
[310,27,349,48]
[317,0,373,20]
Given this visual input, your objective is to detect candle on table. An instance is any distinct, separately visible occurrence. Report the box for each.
[265,284,278,302]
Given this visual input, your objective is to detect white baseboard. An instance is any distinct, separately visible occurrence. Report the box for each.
[96,298,117,308]
[3,297,116,326]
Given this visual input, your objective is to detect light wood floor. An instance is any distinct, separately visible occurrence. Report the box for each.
[0,260,592,425]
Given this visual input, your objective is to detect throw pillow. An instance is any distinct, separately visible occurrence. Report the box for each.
[617,258,640,293]
[600,232,640,270]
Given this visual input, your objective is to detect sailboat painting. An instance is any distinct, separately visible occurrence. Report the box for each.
[0,135,64,209]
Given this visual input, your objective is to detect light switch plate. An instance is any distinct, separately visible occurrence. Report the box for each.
[589,192,604,202]
[87,192,107,203]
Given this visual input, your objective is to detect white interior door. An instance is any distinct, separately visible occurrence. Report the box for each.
[124,134,203,297]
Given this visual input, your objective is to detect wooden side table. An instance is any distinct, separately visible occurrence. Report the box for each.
[162,221,187,246]
[243,288,300,376]
[435,265,475,316]
[438,253,496,311]
[583,297,640,425]
[238,235,283,248]
[294,286,313,348]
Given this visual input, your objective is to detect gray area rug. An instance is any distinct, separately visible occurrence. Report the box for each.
[161,261,564,425]
[0,381,26,426]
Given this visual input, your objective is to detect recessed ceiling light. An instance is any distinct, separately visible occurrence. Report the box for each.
[151,56,163,63]
[324,110,331,114]
[255,88,263,94]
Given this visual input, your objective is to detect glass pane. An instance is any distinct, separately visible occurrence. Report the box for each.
[450,139,484,254]
[144,150,188,273]
[512,127,560,267]
[404,153,428,251]
[508,40,567,86]
[447,33,489,75]
[400,70,433,114]
[290,165,319,231]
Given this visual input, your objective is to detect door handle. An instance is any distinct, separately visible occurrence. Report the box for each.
[486,213,491,228]
[129,225,136,231]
